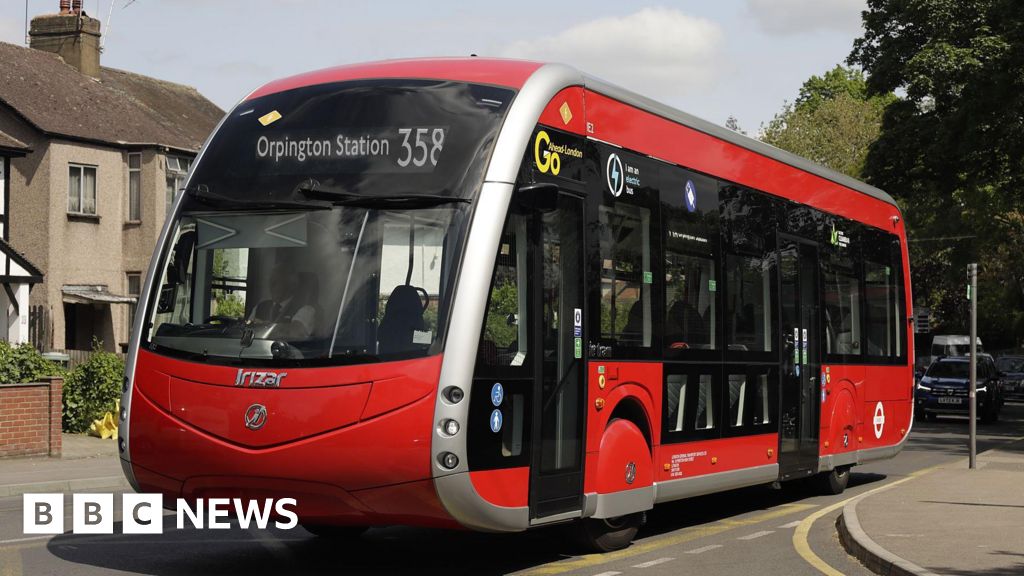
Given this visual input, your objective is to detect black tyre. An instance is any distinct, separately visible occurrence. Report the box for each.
[575,512,645,553]
[817,466,850,495]
[301,524,368,539]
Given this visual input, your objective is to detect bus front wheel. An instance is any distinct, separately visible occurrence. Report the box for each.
[575,512,645,552]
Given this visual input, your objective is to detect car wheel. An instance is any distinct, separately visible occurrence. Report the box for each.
[574,512,645,552]
[302,524,368,539]
[816,466,850,495]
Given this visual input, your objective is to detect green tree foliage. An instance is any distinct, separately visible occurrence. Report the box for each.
[849,0,1024,347]
[0,342,63,384]
[761,66,895,179]
[484,280,519,348]
[63,340,125,433]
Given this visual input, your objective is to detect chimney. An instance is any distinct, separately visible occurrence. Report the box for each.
[29,0,102,79]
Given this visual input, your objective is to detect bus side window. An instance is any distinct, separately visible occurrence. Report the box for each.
[823,261,862,357]
[724,254,773,352]
[598,203,652,349]
[479,214,529,367]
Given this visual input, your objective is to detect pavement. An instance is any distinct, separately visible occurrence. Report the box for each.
[0,434,128,497]
[840,435,1024,576]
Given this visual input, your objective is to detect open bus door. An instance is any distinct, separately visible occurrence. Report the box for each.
[777,235,821,480]
[522,187,587,522]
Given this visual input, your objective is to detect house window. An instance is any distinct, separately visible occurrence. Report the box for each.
[165,156,191,214]
[127,272,141,337]
[128,153,141,221]
[68,164,97,215]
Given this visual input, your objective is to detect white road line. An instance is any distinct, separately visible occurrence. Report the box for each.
[592,572,622,576]
[631,557,674,568]
[0,535,52,545]
[778,520,803,529]
[738,530,775,540]
[685,544,723,554]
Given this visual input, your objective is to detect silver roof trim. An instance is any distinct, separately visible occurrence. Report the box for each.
[581,73,899,208]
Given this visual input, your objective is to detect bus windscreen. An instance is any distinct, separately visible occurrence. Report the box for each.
[142,80,514,366]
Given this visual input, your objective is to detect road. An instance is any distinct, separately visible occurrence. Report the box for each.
[2,402,1022,576]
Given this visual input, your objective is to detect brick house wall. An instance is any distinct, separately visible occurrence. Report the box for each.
[0,376,62,458]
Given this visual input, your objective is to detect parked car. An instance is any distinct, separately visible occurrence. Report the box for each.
[996,355,1024,402]
[915,355,1003,422]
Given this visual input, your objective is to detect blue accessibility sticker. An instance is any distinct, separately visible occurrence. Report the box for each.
[490,409,503,433]
[491,383,504,407]
[685,180,697,212]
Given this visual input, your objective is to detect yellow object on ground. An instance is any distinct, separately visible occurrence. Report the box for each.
[87,399,119,439]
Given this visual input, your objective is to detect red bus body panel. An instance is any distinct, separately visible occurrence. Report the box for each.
[128,349,457,527]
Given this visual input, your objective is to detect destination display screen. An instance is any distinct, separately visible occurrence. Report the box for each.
[183,79,516,205]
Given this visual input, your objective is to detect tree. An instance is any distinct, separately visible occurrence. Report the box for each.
[760,66,893,179]
[849,0,1024,347]
[725,115,746,136]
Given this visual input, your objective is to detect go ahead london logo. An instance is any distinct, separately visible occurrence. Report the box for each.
[23,493,298,534]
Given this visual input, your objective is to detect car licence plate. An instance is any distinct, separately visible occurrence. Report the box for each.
[938,397,962,404]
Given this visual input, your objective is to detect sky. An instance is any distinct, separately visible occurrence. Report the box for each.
[0,0,868,135]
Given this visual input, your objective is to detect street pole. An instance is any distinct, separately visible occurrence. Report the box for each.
[968,262,977,469]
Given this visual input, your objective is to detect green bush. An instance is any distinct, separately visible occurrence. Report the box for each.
[0,341,63,384]
[63,341,125,433]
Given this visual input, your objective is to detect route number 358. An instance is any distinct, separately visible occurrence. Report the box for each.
[397,127,445,168]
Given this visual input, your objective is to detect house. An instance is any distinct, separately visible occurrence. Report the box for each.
[0,1,223,352]
[0,131,43,345]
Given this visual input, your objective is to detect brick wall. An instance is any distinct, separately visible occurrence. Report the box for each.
[0,377,62,458]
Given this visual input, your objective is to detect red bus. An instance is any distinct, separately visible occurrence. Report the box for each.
[120,58,913,551]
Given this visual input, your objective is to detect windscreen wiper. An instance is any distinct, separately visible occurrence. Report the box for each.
[186,184,330,211]
[294,181,470,209]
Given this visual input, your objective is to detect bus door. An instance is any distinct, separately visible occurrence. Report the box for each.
[777,235,821,480]
[528,191,586,521]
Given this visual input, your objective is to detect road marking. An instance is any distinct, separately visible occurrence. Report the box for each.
[778,521,802,529]
[0,535,51,545]
[792,465,943,576]
[631,557,673,568]
[592,572,621,576]
[517,502,815,575]
[738,530,774,540]
[685,544,722,554]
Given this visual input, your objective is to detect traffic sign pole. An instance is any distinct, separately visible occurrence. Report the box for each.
[968,263,977,470]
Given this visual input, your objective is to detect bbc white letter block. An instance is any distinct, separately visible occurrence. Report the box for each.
[73,493,114,534]
[23,493,64,534]
[123,493,164,534]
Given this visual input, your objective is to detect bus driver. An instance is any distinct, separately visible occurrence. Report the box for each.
[248,262,317,339]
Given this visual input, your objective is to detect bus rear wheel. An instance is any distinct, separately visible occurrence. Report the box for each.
[575,512,645,553]
[816,466,850,495]
[301,524,368,539]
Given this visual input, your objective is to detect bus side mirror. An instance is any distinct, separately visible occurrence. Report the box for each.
[515,183,559,212]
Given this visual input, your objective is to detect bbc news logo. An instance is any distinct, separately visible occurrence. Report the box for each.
[23,494,298,534]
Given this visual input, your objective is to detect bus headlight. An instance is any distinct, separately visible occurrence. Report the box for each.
[439,452,459,469]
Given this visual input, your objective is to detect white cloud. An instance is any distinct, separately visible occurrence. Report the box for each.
[746,0,865,35]
[500,7,723,102]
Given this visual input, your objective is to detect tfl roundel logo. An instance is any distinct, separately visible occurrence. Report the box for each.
[606,153,624,197]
